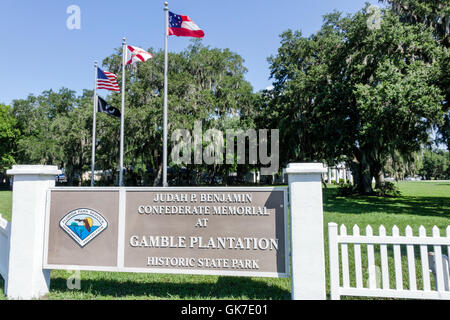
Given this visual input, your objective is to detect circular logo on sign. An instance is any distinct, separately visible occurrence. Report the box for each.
[59,208,108,247]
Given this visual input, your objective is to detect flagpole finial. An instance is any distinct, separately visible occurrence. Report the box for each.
[122,37,126,45]
[94,60,97,66]
[164,2,168,9]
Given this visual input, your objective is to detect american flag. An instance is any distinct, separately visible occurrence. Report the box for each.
[96,68,120,92]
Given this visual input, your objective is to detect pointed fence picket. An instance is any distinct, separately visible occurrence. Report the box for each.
[392,225,403,290]
[379,225,390,290]
[419,226,431,291]
[353,225,363,288]
[366,225,376,289]
[405,226,417,291]
[340,225,350,288]
[328,223,450,300]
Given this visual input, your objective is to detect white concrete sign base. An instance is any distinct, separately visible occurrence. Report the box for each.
[6,165,61,299]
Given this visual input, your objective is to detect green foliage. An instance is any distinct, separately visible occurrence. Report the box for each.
[0,104,19,173]
[99,41,255,185]
[264,5,445,194]
[418,149,449,180]
[11,88,91,185]
[380,0,450,155]
[337,181,357,196]
[373,181,402,197]
[99,41,257,186]
[8,42,257,186]
[337,180,402,198]
[383,149,422,180]
[379,0,450,46]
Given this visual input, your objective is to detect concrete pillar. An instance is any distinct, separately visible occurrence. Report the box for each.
[6,165,61,299]
[286,163,327,300]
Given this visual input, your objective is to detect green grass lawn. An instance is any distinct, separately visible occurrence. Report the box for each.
[323,181,450,298]
[323,181,450,232]
[0,181,448,300]
[0,190,11,222]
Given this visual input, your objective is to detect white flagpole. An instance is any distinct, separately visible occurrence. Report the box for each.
[163,1,169,187]
[91,61,98,187]
[119,37,127,186]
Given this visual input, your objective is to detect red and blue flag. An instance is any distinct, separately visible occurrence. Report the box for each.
[169,11,204,38]
[96,68,120,92]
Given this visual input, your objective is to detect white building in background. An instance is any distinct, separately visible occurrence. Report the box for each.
[278,163,352,185]
[81,170,113,183]
[323,162,353,184]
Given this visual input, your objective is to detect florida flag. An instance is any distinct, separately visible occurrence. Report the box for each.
[126,45,153,65]
[169,11,204,38]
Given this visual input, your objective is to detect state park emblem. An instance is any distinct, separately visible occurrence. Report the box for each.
[59,208,108,247]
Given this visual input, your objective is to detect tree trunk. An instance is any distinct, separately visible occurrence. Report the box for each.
[224,169,229,186]
[350,154,373,194]
[360,161,373,194]
[374,170,385,189]
[66,165,74,186]
[371,160,385,189]
[153,164,162,186]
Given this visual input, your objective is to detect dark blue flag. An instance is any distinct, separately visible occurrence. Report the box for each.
[97,96,121,118]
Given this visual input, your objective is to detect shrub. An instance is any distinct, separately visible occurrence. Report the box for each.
[337,182,356,196]
[374,181,401,197]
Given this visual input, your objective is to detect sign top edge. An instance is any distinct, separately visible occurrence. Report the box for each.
[50,186,288,191]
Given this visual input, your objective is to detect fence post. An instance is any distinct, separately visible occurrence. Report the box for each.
[286,163,327,300]
[328,222,340,300]
[5,165,61,299]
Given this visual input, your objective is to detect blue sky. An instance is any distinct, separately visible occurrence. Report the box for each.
[0,0,382,105]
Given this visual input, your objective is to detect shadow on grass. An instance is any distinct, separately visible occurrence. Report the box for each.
[49,275,290,299]
[323,188,450,218]
[433,183,450,186]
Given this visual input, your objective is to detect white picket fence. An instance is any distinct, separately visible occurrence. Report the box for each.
[0,214,10,282]
[328,223,450,300]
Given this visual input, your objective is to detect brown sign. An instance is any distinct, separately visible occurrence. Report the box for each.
[45,190,119,268]
[44,187,288,277]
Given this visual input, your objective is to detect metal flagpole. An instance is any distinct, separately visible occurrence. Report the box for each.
[162,2,169,187]
[91,61,98,187]
[119,37,127,186]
